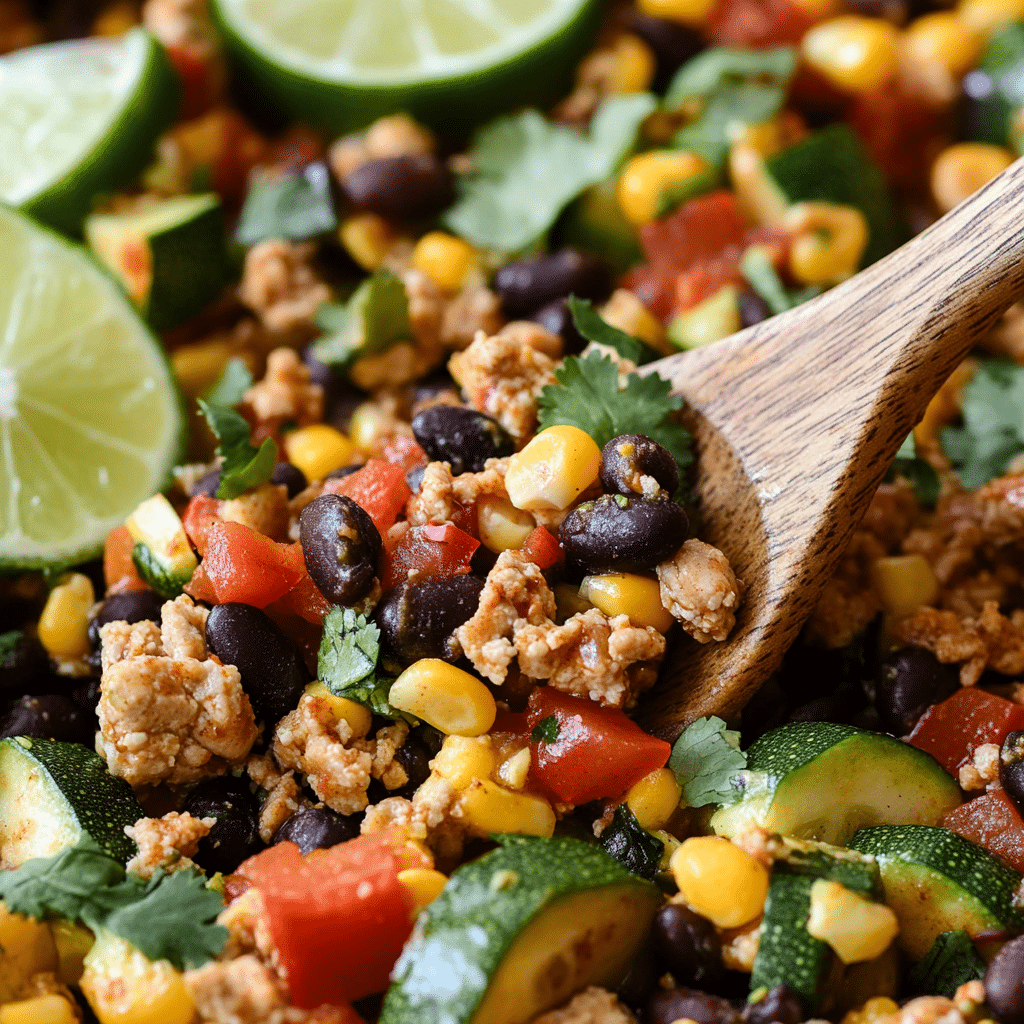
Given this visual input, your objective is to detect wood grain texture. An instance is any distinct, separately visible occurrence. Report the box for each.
[636,156,1024,742]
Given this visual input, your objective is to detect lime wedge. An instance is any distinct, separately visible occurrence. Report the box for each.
[0,27,179,237]
[211,0,603,135]
[0,205,185,571]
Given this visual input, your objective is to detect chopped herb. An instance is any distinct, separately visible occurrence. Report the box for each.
[235,163,337,246]
[907,931,986,998]
[443,94,656,252]
[318,607,417,724]
[196,400,276,501]
[568,296,642,363]
[530,715,560,744]
[312,269,412,369]
[0,631,22,669]
[599,804,663,880]
[740,245,821,316]
[202,357,253,409]
[537,350,693,485]
[668,715,746,807]
[940,358,1024,488]
[888,433,940,507]
[0,835,227,971]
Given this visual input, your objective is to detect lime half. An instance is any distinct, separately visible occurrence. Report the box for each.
[0,27,179,237]
[211,0,603,135]
[0,206,184,571]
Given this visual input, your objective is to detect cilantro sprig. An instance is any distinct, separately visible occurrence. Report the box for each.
[0,835,227,971]
[888,433,940,507]
[668,716,746,807]
[197,399,276,501]
[318,607,417,724]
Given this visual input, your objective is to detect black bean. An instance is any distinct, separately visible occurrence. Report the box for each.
[623,11,704,93]
[0,631,50,695]
[326,464,362,480]
[70,678,102,715]
[617,943,662,1010]
[388,733,432,800]
[0,694,92,745]
[411,405,514,476]
[600,434,680,498]
[272,806,361,854]
[192,467,222,498]
[375,576,485,666]
[88,590,165,653]
[341,154,455,221]
[1001,732,1024,814]
[647,987,741,1024]
[742,986,803,1024]
[206,604,309,726]
[410,367,458,407]
[737,289,772,328]
[528,298,588,355]
[986,933,1024,1024]
[300,494,382,606]
[652,904,724,988]
[559,494,687,574]
[875,646,958,735]
[183,775,262,875]
[493,248,611,318]
[271,461,308,498]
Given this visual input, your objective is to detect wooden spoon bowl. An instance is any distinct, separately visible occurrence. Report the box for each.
[636,156,1024,742]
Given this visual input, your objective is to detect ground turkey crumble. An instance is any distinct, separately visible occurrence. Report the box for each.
[124,811,215,879]
[406,457,511,528]
[528,987,636,1024]
[238,239,331,334]
[243,346,324,434]
[97,596,257,787]
[657,539,744,645]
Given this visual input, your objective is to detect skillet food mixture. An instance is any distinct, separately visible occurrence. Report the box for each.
[5,0,1024,1022]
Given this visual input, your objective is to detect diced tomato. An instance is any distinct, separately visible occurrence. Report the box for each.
[908,687,1024,776]
[163,41,221,121]
[169,107,267,203]
[943,789,1024,874]
[381,522,479,591]
[520,527,563,571]
[183,561,218,604]
[182,494,221,556]
[268,572,333,625]
[263,124,328,174]
[233,832,415,1007]
[186,521,305,607]
[526,687,672,805]
[323,459,412,537]
[382,433,428,473]
[707,0,812,47]
[103,525,149,594]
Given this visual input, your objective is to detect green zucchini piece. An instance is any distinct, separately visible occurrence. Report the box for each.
[380,835,662,1024]
[849,825,1024,960]
[125,493,197,599]
[0,737,142,865]
[907,931,986,998]
[712,722,961,845]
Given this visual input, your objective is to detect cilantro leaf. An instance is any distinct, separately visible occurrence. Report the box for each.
[537,351,693,482]
[599,804,663,880]
[197,399,277,500]
[443,94,656,252]
[203,357,253,408]
[907,931,986,998]
[568,296,642,363]
[530,716,560,744]
[318,607,417,724]
[940,358,1024,488]
[887,433,940,507]
[312,269,412,369]
[0,836,227,972]
[235,163,336,246]
[668,716,746,807]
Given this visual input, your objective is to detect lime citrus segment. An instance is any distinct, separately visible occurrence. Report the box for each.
[212,0,603,135]
[0,205,184,570]
[0,27,179,237]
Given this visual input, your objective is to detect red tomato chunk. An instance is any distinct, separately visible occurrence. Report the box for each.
[943,789,1024,875]
[381,522,479,591]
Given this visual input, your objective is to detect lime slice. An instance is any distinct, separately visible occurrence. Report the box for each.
[0,205,185,571]
[0,27,179,237]
[211,0,603,135]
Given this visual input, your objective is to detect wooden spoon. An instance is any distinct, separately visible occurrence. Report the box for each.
[635,156,1024,742]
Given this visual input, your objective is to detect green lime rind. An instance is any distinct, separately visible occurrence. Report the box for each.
[0,204,186,573]
[210,0,603,136]
[7,28,180,238]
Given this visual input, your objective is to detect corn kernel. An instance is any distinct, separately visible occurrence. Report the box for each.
[670,835,769,928]
[348,400,388,453]
[303,682,373,738]
[171,339,235,400]
[412,231,477,292]
[903,13,983,80]
[787,0,845,20]
[638,0,718,26]
[398,868,449,913]
[390,659,497,736]
[554,581,595,623]
[618,150,711,226]
[871,554,939,617]
[458,778,556,837]
[841,997,901,1024]
[957,0,1024,36]
[0,907,58,1003]
[431,734,499,788]
[807,879,899,964]
[505,425,602,512]
[50,919,93,987]
[579,574,675,632]
[626,768,683,830]
[601,289,667,352]
[914,357,978,448]
[802,17,900,92]
[607,33,657,93]
[497,747,532,790]
[0,995,77,1024]
[930,142,1015,214]
[785,202,869,287]
[283,423,355,481]
[38,573,94,660]
[477,495,536,553]
[339,213,396,271]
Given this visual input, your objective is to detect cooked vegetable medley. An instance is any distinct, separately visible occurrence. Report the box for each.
[4,0,1024,1022]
